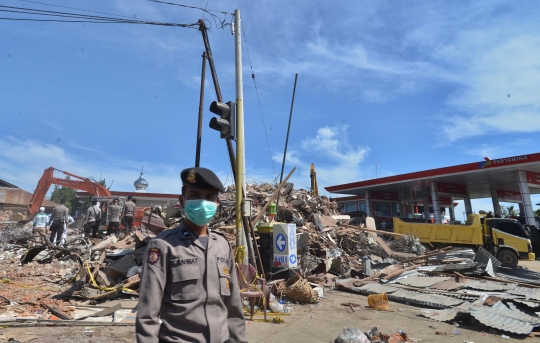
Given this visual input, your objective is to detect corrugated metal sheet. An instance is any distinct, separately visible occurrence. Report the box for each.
[470,309,536,335]
[394,275,451,288]
[427,249,476,261]
[469,302,540,335]
[496,269,540,286]
[474,246,502,268]
[511,299,540,309]
[492,301,540,324]
[508,286,540,300]
[356,283,400,294]
[430,278,467,290]
[420,307,461,322]
[463,280,517,291]
[389,289,463,308]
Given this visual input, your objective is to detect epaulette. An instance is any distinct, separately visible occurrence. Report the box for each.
[155,226,178,240]
[211,229,232,245]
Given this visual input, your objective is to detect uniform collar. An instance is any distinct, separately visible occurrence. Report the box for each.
[177,221,216,250]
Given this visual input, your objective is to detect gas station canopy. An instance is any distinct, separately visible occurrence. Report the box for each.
[325,152,540,225]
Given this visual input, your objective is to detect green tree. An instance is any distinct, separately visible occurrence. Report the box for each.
[80,179,107,211]
[500,205,519,217]
[535,208,540,217]
[50,176,78,215]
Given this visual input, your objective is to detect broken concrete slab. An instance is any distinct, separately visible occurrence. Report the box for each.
[320,215,337,227]
[96,270,116,287]
[92,236,117,252]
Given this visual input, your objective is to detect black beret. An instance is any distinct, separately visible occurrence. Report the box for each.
[180,167,225,193]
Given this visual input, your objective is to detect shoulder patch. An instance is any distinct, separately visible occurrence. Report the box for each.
[155,227,176,240]
[147,248,160,265]
[211,229,233,245]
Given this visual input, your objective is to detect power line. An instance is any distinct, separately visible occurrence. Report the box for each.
[18,0,157,22]
[0,5,197,27]
[242,26,277,180]
[148,0,229,29]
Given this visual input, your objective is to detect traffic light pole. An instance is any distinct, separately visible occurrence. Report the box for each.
[198,20,237,180]
[195,52,207,167]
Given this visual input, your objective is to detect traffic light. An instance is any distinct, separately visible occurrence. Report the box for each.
[209,101,236,140]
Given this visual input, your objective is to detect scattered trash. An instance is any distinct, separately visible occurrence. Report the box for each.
[335,327,370,343]
[501,334,510,339]
[83,327,94,337]
[367,293,389,310]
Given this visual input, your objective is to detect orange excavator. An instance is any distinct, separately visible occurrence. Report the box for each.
[27,167,111,217]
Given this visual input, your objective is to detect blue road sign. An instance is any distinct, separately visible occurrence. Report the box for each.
[275,233,286,252]
[289,254,297,264]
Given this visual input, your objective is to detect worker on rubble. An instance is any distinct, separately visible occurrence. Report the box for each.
[49,212,74,245]
[49,199,69,245]
[107,198,122,237]
[136,167,247,343]
[58,215,74,246]
[122,195,136,233]
[84,198,101,238]
[32,206,48,246]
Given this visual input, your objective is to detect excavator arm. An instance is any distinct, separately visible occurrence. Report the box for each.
[27,167,111,217]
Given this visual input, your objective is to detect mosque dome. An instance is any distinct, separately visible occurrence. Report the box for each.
[134,168,148,191]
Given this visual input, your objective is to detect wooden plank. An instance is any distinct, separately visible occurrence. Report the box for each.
[374,236,393,257]
[339,224,406,237]
[249,167,296,226]
[43,303,73,320]
[381,265,417,281]
[92,251,107,278]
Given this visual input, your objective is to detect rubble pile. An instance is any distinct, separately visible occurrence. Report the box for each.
[0,210,13,222]
[0,223,154,322]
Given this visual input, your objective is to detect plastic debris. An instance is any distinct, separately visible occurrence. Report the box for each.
[335,327,370,343]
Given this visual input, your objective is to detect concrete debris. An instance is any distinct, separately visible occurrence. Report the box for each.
[0,218,144,321]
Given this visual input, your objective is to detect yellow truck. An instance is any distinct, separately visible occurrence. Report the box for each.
[393,214,535,267]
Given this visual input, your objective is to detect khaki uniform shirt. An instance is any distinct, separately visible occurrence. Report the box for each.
[108,204,122,223]
[123,200,136,217]
[136,221,247,343]
[51,204,69,223]
[85,205,101,224]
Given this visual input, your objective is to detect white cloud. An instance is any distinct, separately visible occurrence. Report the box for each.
[439,31,540,140]
[267,126,370,194]
[0,137,183,196]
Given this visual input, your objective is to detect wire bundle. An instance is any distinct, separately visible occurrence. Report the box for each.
[0,3,197,27]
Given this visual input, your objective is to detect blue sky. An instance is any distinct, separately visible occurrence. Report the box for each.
[1,0,540,219]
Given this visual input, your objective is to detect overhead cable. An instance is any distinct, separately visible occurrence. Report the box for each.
[242,26,277,180]
[0,4,197,27]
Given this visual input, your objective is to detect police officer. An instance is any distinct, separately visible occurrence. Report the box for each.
[49,199,69,245]
[107,198,122,237]
[123,195,136,232]
[136,167,247,343]
[84,198,101,238]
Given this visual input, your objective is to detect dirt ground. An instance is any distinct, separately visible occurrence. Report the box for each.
[2,283,539,343]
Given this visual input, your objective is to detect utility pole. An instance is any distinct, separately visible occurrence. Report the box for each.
[234,9,248,263]
[195,52,207,167]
